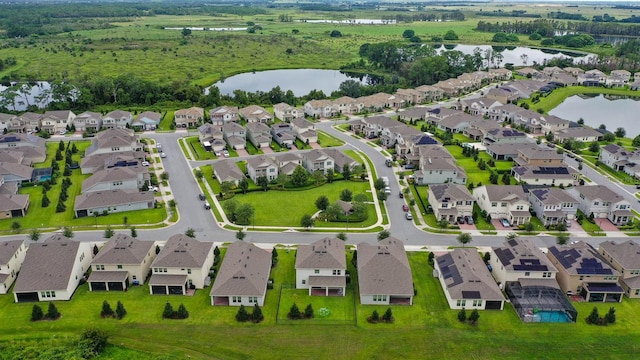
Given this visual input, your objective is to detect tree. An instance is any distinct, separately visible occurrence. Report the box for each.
[238,178,249,194]
[235,203,255,224]
[78,328,109,358]
[330,30,342,37]
[605,307,616,324]
[304,304,314,319]
[47,302,60,319]
[160,172,170,181]
[28,229,41,242]
[615,127,626,138]
[31,304,44,321]
[633,135,640,147]
[156,244,161,254]
[291,166,309,187]
[185,228,196,238]
[236,305,250,322]
[370,310,380,322]
[177,304,189,319]
[11,221,20,233]
[444,30,459,40]
[271,247,278,267]
[182,28,192,37]
[315,195,329,211]
[311,170,325,185]
[524,222,535,234]
[586,307,600,324]
[58,140,65,152]
[337,232,347,241]
[468,309,480,325]
[402,29,415,38]
[103,225,114,239]
[115,301,127,319]
[589,142,600,153]
[342,164,351,181]
[288,303,301,319]
[457,308,467,322]
[130,226,137,238]
[163,302,174,319]
[377,230,390,241]
[340,188,353,202]
[243,303,262,324]
[382,308,393,323]
[236,230,246,241]
[301,214,315,229]
[374,178,386,191]
[63,226,74,238]
[220,181,233,196]
[437,219,449,230]
[457,233,472,247]
[257,176,269,191]
[41,193,50,207]
[214,246,220,256]
[101,300,114,318]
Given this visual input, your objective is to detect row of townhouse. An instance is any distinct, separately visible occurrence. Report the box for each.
[599,143,640,179]
[212,148,358,185]
[198,117,318,152]
[517,66,639,88]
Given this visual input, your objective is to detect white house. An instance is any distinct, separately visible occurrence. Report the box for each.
[491,238,558,286]
[0,240,26,294]
[567,185,632,225]
[473,185,531,226]
[427,183,474,223]
[295,237,346,296]
[246,155,278,183]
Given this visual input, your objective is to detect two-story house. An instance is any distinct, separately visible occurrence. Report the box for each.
[290,117,318,144]
[85,128,141,157]
[567,185,632,226]
[197,123,226,152]
[303,149,333,175]
[273,103,300,122]
[514,147,564,166]
[273,153,302,176]
[473,185,531,226]
[0,240,26,294]
[239,105,272,124]
[132,111,161,131]
[103,110,133,129]
[599,240,640,298]
[295,237,346,296]
[271,123,296,149]
[41,110,75,134]
[81,166,149,193]
[427,183,474,223]
[174,107,204,128]
[304,99,336,118]
[74,111,103,132]
[222,122,246,150]
[245,122,272,149]
[210,106,238,126]
[527,188,579,227]
[414,155,467,185]
[246,155,278,183]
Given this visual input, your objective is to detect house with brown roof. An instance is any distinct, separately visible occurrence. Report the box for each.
[85,128,141,157]
[296,237,346,296]
[547,241,623,302]
[103,110,133,129]
[428,183,474,223]
[239,105,272,124]
[511,165,578,187]
[273,103,301,121]
[149,234,214,295]
[41,110,75,134]
[0,162,33,184]
[0,113,16,133]
[271,123,296,148]
[73,111,103,132]
[0,240,26,294]
[246,122,272,148]
[473,185,531,226]
[395,88,424,105]
[599,240,640,298]
[74,189,155,217]
[88,234,156,291]
[0,132,46,163]
[210,106,238,126]
[414,85,444,102]
[13,235,92,302]
[304,99,336,118]
[435,248,505,310]
[554,127,603,143]
[212,160,245,186]
[357,237,413,305]
[0,192,29,219]
[80,151,145,175]
[332,96,362,114]
[210,241,271,306]
[132,111,161,131]
[514,146,564,166]
[246,155,278,183]
[81,166,149,193]
[18,112,43,133]
[197,123,226,152]
[222,122,246,150]
[174,107,204,128]
[358,92,403,111]
[291,118,318,144]
[273,153,302,176]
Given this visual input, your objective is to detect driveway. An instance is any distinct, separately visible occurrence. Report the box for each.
[596,218,620,232]
[491,218,512,231]
[235,148,249,157]
[262,146,274,154]
[458,222,477,231]
[310,142,322,149]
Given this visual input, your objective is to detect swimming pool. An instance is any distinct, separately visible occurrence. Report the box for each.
[532,310,573,323]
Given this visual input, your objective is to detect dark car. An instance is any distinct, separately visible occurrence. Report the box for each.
[465,216,474,225]
[198,193,206,201]
[457,217,465,224]
[399,192,404,198]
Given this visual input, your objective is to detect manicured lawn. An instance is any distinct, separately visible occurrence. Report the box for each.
[186,136,216,160]
[522,86,640,114]
[318,130,345,148]
[178,138,192,161]
[277,287,356,324]
[245,141,264,156]
[223,180,375,227]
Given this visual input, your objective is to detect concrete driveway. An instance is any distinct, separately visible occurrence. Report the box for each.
[596,218,620,232]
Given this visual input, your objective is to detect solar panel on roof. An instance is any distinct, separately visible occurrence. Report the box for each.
[586,283,623,293]
[507,239,518,247]
[462,291,481,299]
[495,248,515,266]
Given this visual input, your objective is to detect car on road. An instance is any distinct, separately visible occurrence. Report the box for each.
[160,152,167,158]
[204,202,211,210]
[566,153,575,158]
[399,192,404,198]
[156,143,161,148]
[465,216,474,225]
[141,161,150,166]
[223,150,230,157]
[402,204,409,212]
[384,186,391,195]
[385,159,392,167]
[405,212,413,220]
[500,218,510,227]
[198,193,206,201]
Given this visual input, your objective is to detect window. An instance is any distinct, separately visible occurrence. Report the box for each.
[51,291,56,298]
[456,201,463,205]
[314,269,320,274]
[456,300,466,307]
[79,253,85,261]
[117,265,123,269]
[302,280,306,285]
[543,272,552,278]
[636,289,640,296]
[579,276,584,281]
[232,296,241,303]
[95,265,105,271]
[472,300,482,307]
[501,202,507,207]
[491,202,497,207]
[594,201,599,206]
[466,201,473,205]
[187,269,192,274]
[524,272,530,277]
[333,270,341,275]
[373,295,387,302]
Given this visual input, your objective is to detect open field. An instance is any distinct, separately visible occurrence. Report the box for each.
[1,251,639,359]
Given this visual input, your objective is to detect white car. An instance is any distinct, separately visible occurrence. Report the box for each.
[222,150,230,157]
[148,186,159,192]
[141,161,150,166]
[160,152,167,158]
[59,130,66,135]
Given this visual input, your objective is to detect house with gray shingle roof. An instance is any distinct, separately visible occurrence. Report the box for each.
[0,113,16,133]
[273,153,302,176]
[428,183,474,223]
[0,192,29,218]
[149,234,214,295]
[473,185,531,226]
[246,155,278,183]
[132,111,161,131]
[435,248,505,310]
[73,111,102,132]
[490,238,558,286]
[41,110,75,134]
[599,240,640,298]
[246,122,272,148]
[80,150,145,175]
[222,122,246,150]
[527,188,579,227]
[212,160,245,186]
[303,149,334,175]
[210,106,239,126]
[566,185,632,225]
[81,166,149,193]
[103,109,133,129]
[18,112,43,132]
[271,123,296,148]
[174,107,204,128]
[295,237,346,296]
[0,132,46,163]
[291,117,318,144]
[239,105,272,124]
[210,241,271,306]
[74,189,155,218]
[511,165,578,187]
[322,149,358,174]
[197,123,226,152]
[0,162,33,184]
[13,235,92,302]
[85,128,141,156]
[273,102,300,122]
[357,237,413,305]
[0,240,26,294]
[88,234,156,291]
[554,127,602,143]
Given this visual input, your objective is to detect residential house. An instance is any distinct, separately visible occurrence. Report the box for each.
[485,143,538,161]
[427,183,474,223]
[41,110,75,134]
[273,153,302,176]
[540,115,570,134]
[174,107,204,128]
[210,241,271,306]
[210,106,238,126]
[295,237,346,296]
[464,119,501,141]
[488,67,513,80]
[222,122,246,150]
[332,96,362,114]
[414,85,444,102]
[132,111,161,131]
[398,107,430,122]
[322,149,358,174]
[18,112,43,133]
[527,188,579,226]
[0,240,26,294]
[0,133,46,163]
[0,113,15,133]
[414,156,467,185]
[491,238,558,287]
[246,155,278,183]
[434,79,466,97]
[512,108,545,134]
[599,240,640,298]
[485,88,519,104]
[271,123,296,149]
[358,92,403,111]
[554,127,602,143]
[547,241,623,302]
[0,162,33,184]
[302,149,334,175]
[74,111,102,132]
[245,122,272,149]
[74,189,155,217]
[239,105,272,124]
[395,129,435,156]
[515,67,538,77]
[435,248,505,310]
[88,234,156,291]
[395,88,425,105]
[488,103,523,122]
[149,234,214,295]
[563,67,585,77]
[357,237,413,305]
[606,70,631,87]
[13,235,92,302]
[290,117,318,144]
[103,110,133,129]
[511,165,578,187]
[197,123,226,152]
[273,103,300,122]
[550,72,578,87]
[483,128,529,145]
[81,166,149,193]
[473,185,531,225]
[457,97,503,117]
[304,99,336,118]
[5,115,25,133]
[212,160,245,186]
[0,191,29,219]
[85,128,141,157]
[437,113,480,134]
[427,107,463,125]
[567,185,632,225]
[80,151,144,175]
[598,143,640,178]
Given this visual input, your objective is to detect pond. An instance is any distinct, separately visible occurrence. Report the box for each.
[434,44,594,67]
[208,69,371,97]
[0,81,52,111]
[549,94,640,137]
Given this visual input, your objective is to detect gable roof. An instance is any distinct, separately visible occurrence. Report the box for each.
[600,240,640,270]
[481,185,527,203]
[435,248,503,301]
[295,237,346,270]
[152,234,213,268]
[92,233,154,265]
[210,241,271,296]
[493,238,557,273]
[82,166,147,192]
[357,237,413,296]
[570,185,628,203]
[0,239,24,265]
[246,155,277,170]
[548,241,618,276]
[74,189,154,211]
[429,183,473,203]
[213,160,245,182]
[529,188,578,205]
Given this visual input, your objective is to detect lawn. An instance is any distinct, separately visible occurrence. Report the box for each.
[318,130,345,148]
[186,136,216,160]
[2,250,640,359]
[222,180,375,227]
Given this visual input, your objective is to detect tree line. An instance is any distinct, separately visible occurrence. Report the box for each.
[477,18,640,37]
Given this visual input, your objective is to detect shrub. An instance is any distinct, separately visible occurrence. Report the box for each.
[162,302,174,319]
[381,308,394,323]
[367,310,380,323]
[78,328,108,358]
[236,305,250,322]
[288,303,302,319]
[252,304,264,323]
[47,302,60,320]
[468,309,480,325]
[304,304,314,319]
[31,304,43,321]
[457,308,467,322]
[101,300,114,318]
[115,301,127,320]
[177,304,189,319]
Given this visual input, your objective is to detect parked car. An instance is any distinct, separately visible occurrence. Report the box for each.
[564,219,572,228]
[384,186,391,195]
[385,159,392,167]
[500,218,510,227]
[402,204,409,212]
[214,151,221,157]
[160,152,167,158]
[204,202,211,210]
[198,193,206,201]
[59,130,66,135]
[148,186,159,192]
[465,216,474,225]
[405,212,413,220]
[404,163,415,170]
[141,161,150,166]
[399,192,404,198]
[457,217,465,224]
[223,150,230,157]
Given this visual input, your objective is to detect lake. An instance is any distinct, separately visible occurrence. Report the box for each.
[0,82,52,111]
[434,44,594,67]
[549,94,640,137]
[208,69,369,97]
